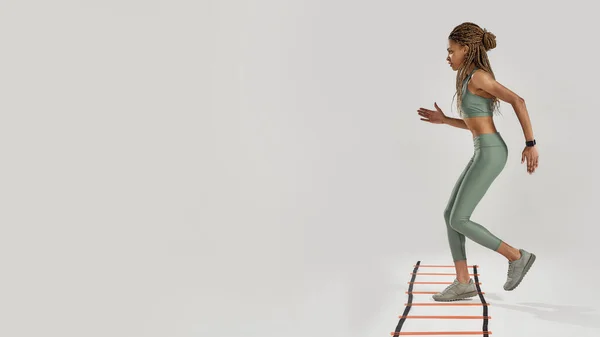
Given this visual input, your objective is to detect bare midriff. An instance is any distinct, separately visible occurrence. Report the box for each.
[464,116,497,138]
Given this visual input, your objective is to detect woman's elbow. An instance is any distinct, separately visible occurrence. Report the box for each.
[512,96,525,107]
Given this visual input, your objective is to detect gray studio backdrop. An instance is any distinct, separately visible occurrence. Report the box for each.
[1,1,599,337]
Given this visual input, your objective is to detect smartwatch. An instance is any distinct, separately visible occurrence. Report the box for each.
[526,139,536,147]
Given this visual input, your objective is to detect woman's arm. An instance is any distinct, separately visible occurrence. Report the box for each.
[442,116,469,130]
[512,99,534,141]
[471,69,538,173]
[470,70,534,141]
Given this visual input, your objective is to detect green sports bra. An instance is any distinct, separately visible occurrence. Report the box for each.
[461,67,493,118]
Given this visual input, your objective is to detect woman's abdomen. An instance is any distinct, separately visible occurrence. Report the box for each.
[464,116,497,137]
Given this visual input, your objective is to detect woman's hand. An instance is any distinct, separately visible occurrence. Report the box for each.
[418,102,447,124]
[521,146,539,174]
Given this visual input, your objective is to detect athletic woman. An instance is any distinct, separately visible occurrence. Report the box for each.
[417,22,538,301]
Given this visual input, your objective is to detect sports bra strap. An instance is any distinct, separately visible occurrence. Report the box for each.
[469,66,478,77]
[464,67,478,84]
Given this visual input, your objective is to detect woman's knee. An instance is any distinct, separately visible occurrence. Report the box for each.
[449,215,469,233]
[443,209,452,225]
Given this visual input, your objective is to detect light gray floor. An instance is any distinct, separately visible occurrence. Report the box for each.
[378,251,600,337]
[197,247,600,337]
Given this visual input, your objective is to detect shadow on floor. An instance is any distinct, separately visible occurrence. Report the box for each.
[483,293,600,329]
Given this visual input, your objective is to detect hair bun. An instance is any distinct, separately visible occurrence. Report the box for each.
[482,29,496,51]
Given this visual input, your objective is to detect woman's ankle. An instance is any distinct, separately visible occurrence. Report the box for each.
[508,249,522,262]
[458,277,471,284]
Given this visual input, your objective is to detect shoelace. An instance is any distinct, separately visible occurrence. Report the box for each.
[507,260,515,277]
[439,279,460,294]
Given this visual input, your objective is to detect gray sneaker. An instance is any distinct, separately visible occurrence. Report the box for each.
[432,278,478,302]
[504,249,536,291]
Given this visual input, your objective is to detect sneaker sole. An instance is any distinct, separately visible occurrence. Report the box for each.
[505,253,536,291]
[432,290,479,302]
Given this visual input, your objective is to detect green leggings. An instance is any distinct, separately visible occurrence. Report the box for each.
[444,132,507,262]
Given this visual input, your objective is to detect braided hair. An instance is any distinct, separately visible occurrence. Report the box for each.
[448,22,502,117]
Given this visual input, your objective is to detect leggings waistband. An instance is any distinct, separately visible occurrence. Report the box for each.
[473,132,505,149]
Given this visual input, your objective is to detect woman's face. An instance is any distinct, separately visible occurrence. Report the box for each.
[446,39,468,71]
